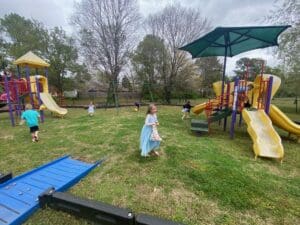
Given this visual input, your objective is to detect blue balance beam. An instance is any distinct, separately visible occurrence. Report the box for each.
[0,155,102,225]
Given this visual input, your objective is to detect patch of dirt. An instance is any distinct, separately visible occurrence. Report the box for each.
[170,184,222,223]
[232,211,276,225]
[72,155,95,163]
[0,135,14,140]
[134,183,223,224]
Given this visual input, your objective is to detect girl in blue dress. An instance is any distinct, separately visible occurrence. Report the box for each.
[88,101,95,116]
[140,104,161,157]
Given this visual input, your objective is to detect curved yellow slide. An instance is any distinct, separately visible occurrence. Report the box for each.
[269,104,300,138]
[242,109,284,160]
[192,102,206,114]
[40,93,68,116]
[192,99,222,115]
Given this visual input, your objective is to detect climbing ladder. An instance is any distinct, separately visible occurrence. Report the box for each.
[191,82,232,134]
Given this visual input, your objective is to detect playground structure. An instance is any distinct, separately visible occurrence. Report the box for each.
[179,25,293,161]
[0,51,68,126]
[191,65,300,161]
[0,156,184,225]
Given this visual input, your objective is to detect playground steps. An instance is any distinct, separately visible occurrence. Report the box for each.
[191,119,209,133]
[209,108,232,123]
[0,156,101,225]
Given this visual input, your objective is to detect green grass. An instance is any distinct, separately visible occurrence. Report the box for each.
[63,96,207,106]
[0,99,299,225]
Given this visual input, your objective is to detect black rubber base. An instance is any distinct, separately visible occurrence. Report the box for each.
[39,188,186,225]
[39,188,134,225]
[0,172,12,184]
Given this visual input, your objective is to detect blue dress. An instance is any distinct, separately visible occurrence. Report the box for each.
[140,114,161,156]
[88,104,95,114]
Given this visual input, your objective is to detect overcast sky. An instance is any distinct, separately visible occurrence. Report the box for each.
[0,0,283,75]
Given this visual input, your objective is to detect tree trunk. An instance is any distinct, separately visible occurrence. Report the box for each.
[165,89,171,104]
[164,83,172,104]
[110,71,119,107]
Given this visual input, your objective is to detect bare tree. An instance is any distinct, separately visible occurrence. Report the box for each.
[146,4,210,103]
[72,0,140,105]
[267,0,299,71]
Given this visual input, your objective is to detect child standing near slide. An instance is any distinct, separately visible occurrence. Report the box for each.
[140,104,162,157]
[20,104,40,142]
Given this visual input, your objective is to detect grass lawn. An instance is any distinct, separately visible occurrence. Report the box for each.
[0,99,299,225]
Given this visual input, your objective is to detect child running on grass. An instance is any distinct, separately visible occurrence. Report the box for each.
[182,100,192,119]
[88,101,95,116]
[20,104,40,142]
[134,101,140,111]
[140,104,162,157]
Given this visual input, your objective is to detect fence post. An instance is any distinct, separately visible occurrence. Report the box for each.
[295,96,298,113]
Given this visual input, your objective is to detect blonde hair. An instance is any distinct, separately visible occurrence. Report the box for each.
[25,104,32,110]
[146,104,156,114]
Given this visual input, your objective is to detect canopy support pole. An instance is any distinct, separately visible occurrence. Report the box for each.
[221,46,228,105]
[220,46,228,127]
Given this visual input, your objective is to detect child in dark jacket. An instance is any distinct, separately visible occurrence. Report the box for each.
[182,101,192,119]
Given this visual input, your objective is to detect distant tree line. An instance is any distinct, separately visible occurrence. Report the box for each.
[0,0,298,103]
[0,14,90,94]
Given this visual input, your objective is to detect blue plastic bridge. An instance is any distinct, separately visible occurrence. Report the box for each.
[0,155,101,225]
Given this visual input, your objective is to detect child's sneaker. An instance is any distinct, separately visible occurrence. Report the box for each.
[34,136,39,142]
[153,151,160,156]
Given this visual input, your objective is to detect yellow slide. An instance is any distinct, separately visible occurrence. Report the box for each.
[192,99,223,115]
[269,104,300,139]
[40,93,68,117]
[242,109,284,160]
[192,102,206,114]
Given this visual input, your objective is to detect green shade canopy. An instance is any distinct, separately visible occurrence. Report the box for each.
[179,25,290,58]
[179,25,290,107]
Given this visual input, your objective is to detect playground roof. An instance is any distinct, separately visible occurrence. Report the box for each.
[179,25,290,58]
[13,51,50,68]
